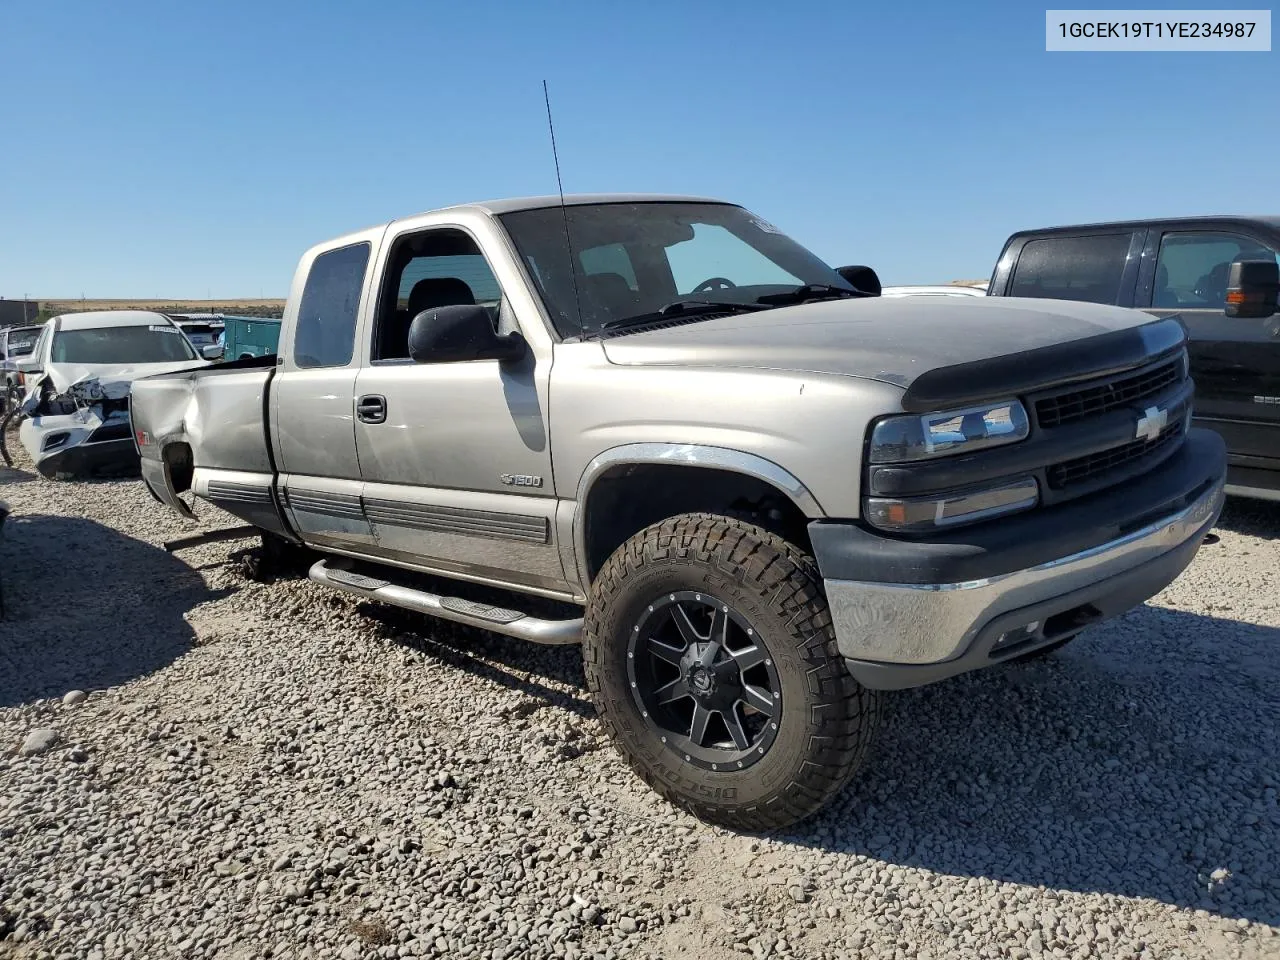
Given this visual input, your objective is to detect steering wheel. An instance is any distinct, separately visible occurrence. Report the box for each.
[692,277,737,294]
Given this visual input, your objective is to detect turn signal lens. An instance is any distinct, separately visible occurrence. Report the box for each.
[865,477,1040,533]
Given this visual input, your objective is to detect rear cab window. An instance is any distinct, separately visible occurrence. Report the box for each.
[293,242,371,369]
[1008,233,1133,304]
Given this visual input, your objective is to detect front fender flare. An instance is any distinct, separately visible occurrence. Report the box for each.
[569,442,826,590]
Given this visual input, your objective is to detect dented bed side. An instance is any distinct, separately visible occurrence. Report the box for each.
[131,358,294,537]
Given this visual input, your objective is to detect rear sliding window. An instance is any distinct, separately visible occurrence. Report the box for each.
[1008,234,1132,304]
[293,242,370,369]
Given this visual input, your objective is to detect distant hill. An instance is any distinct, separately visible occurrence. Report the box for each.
[36,298,286,320]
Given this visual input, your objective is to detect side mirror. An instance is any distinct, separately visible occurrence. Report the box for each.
[407,304,526,364]
[200,343,225,360]
[835,265,882,297]
[1225,259,1279,318]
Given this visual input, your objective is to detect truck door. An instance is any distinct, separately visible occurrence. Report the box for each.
[1136,228,1280,486]
[271,236,379,551]
[351,219,566,595]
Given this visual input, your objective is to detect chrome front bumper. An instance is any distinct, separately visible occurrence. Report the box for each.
[826,473,1225,689]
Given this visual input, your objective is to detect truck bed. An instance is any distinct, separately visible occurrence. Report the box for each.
[130,356,289,534]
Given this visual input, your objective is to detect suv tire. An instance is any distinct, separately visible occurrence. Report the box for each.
[583,513,880,831]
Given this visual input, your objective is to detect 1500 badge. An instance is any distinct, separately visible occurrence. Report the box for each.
[500,474,543,488]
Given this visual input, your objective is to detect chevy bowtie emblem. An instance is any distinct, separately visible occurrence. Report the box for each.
[1135,405,1168,443]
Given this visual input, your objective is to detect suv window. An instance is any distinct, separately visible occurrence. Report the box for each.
[1008,234,1132,304]
[293,242,370,369]
[372,229,503,361]
[1153,232,1279,309]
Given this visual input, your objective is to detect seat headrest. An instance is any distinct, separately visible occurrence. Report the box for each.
[583,272,635,299]
[407,277,476,316]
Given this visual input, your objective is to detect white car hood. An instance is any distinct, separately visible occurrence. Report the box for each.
[20,359,209,413]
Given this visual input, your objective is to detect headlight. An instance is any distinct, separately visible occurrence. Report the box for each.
[869,399,1029,464]
[865,477,1039,533]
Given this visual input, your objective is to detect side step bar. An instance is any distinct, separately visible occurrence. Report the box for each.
[308,559,582,646]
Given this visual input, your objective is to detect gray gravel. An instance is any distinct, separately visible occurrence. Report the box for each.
[1,444,1278,960]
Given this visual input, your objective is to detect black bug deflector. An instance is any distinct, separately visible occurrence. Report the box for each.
[899,316,1186,412]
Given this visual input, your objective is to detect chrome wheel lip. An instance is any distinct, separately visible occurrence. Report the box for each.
[625,590,782,772]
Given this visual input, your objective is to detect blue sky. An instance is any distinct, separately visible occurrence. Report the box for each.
[1,0,1275,298]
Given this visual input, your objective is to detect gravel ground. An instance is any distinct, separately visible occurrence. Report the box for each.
[1,442,1278,960]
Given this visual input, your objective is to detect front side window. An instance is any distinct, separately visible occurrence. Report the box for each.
[52,325,197,364]
[1152,232,1279,309]
[293,242,370,369]
[1008,234,1132,304]
[500,202,852,337]
[372,229,502,361]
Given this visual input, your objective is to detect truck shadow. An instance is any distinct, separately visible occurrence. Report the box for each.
[360,603,593,720]
[355,591,1279,926]
[1217,495,1280,539]
[0,514,226,707]
[782,604,1280,928]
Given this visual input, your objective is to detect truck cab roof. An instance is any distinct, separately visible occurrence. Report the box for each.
[1007,215,1280,238]
[318,195,734,250]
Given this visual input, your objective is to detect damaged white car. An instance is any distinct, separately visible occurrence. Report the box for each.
[15,311,215,479]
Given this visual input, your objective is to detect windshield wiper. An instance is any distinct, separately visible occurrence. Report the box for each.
[595,298,771,335]
[755,283,869,306]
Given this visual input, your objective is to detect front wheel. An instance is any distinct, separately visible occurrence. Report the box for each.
[583,513,881,831]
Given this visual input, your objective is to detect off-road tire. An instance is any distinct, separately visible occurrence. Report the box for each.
[583,513,881,831]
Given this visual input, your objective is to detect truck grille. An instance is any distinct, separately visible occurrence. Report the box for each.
[1035,357,1181,428]
[1047,420,1184,490]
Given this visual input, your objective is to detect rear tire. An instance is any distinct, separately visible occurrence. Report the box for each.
[583,513,880,831]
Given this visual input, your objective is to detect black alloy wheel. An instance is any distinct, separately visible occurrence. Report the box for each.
[627,590,782,771]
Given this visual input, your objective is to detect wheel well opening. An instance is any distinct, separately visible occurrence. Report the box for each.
[165,442,194,494]
[582,464,813,583]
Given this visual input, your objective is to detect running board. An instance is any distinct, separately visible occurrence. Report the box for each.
[308,559,582,645]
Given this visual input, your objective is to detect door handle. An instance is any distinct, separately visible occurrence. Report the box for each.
[356,394,387,424]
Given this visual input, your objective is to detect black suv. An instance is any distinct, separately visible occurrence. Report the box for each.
[988,217,1280,501]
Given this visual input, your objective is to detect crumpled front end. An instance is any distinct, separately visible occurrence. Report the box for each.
[16,372,138,479]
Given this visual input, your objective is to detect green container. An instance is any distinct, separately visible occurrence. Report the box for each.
[221,316,281,360]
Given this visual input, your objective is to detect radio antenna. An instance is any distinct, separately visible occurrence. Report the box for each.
[542,80,584,335]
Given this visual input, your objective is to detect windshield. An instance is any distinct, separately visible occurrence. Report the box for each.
[498,202,854,337]
[52,324,197,364]
[6,327,42,357]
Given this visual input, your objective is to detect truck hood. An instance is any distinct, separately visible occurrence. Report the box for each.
[601,296,1179,408]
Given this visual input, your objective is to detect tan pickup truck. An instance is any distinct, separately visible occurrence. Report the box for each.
[130,194,1226,829]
